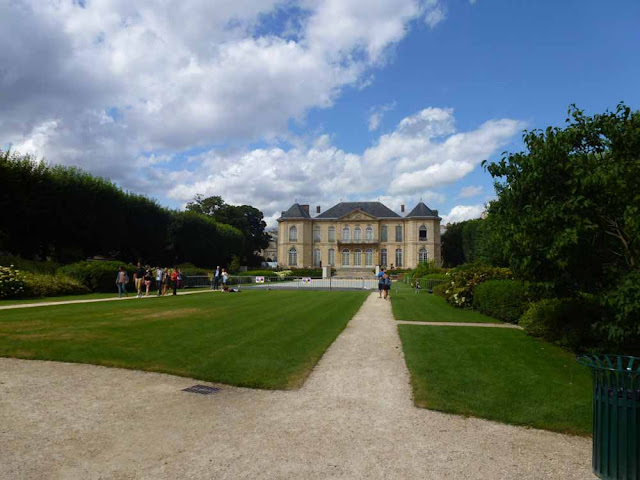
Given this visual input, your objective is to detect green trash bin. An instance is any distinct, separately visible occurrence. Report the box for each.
[577,355,640,480]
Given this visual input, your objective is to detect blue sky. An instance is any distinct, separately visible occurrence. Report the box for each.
[3,0,640,225]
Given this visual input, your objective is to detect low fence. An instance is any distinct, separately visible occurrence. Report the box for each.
[182,276,379,291]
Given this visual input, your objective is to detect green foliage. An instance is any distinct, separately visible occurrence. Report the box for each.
[175,263,210,276]
[442,264,512,308]
[286,268,324,277]
[598,271,640,354]
[0,254,60,274]
[472,280,530,323]
[236,270,280,277]
[228,255,242,273]
[432,282,448,298]
[484,103,640,294]
[519,298,601,351]
[441,218,500,267]
[0,265,26,298]
[408,260,446,280]
[59,260,136,293]
[22,272,89,297]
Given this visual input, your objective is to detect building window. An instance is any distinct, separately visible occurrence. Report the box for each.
[419,225,427,241]
[419,248,428,264]
[314,225,321,242]
[314,248,321,266]
[342,249,350,266]
[342,226,350,242]
[381,226,388,242]
[354,226,361,241]
[365,249,373,266]
[328,248,335,266]
[354,249,362,266]
[395,225,403,242]
[288,247,297,266]
[289,226,297,242]
[328,226,336,242]
[365,226,373,241]
[380,248,387,266]
[395,248,403,267]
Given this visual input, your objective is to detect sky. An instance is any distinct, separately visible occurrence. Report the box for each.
[2,0,640,226]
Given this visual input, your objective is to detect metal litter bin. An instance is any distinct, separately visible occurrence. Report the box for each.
[577,355,640,480]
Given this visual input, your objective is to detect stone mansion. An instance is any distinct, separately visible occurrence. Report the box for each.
[277,201,441,269]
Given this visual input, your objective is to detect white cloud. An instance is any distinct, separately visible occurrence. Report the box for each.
[458,185,483,198]
[367,102,396,131]
[441,204,485,224]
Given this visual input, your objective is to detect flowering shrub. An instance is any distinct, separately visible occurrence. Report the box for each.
[0,265,26,298]
[443,264,513,309]
[275,270,293,278]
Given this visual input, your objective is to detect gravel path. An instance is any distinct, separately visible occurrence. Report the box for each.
[0,293,594,479]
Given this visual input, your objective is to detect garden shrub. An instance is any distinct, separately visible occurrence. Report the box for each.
[22,272,89,297]
[520,298,600,351]
[0,254,60,274]
[473,279,530,323]
[0,265,26,298]
[409,261,446,280]
[442,263,513,308]
[175,263,210,276]
[237,270,280,277]
[597,271,640,354]
[59,260,135,292]
[286,268,324,277]
[432,282,448,298]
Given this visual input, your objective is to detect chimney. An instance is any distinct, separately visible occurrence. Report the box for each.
[401,204,405,213]
[316,206,321,214]
[301,204,310,215]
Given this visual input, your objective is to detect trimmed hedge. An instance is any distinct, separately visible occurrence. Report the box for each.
[433,282,448,298]
[59,260,136,292]
[472,279,529,323]
[0,254,60,274]
[23,272,89,297]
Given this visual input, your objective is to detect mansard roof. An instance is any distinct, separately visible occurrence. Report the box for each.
[406,202,440,219]
[279,203,311,219]
[316,202,401,219]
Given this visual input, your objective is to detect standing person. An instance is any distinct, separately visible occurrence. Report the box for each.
[115,266,128,298]
[213,266,221,290]
[134,262,145,298]
[156,266,164,296]
[143,266,153,296]
[221,268,228,289]
[377,267,385,299]
[383,271,391,300]
[177,268,183,289]
[162,268,170,296]
[171,267,178,295]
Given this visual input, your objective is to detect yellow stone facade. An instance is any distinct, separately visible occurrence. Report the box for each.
[277,204,441,269]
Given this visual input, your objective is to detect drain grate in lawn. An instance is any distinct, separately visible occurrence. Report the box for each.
[182,385,221,395]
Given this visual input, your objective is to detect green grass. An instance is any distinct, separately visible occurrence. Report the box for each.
[398,325,592,435]
[391,282,498,323]
[0,290,368,389]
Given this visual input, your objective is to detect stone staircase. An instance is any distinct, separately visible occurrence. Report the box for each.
[333,268,376,279]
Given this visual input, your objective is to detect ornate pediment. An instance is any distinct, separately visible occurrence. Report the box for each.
[339,208,378,221]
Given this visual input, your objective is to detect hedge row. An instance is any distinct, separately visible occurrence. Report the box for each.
[58,260,136,293]
[472,280,530,324]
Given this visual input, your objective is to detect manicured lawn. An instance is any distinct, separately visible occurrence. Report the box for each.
[398,325,592,435]
[391,282,498,323]
[0,290,368,389]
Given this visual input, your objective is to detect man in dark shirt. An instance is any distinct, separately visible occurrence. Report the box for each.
[134,262,146,298]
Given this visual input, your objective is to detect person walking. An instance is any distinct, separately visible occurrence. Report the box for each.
[156,266,164,296]
[177,268,183,289]
[213,266,221,290]
[115,266,128,298]
[134,262,145,298]
[221,268,228,289]
[171,267,178,295]
[377,267,385,299]
[143,265,153,296]
[382,271,391,300]
[162,268,170,296]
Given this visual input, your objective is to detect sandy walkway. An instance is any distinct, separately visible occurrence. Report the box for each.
[0,293,594,479]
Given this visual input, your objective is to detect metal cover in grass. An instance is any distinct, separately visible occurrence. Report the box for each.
[182,384,221,395]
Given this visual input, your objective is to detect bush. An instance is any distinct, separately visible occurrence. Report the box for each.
[287,268,324,277]
[432,282,448,298]
[472,280,530,323]
[22,272,89,297]
[237,270,280,277]
[520,298,601,351]
[0,254,60,274]
[0,265,26,298]
[598,271,640,354]
[409,261,446,280]
[175,263,210,276]
[59,260,136,292]
[442,264,513,308]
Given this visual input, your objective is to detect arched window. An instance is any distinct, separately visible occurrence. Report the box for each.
[354,226,362,241]
[381,226,388,242]
[342,226,350,242]
[419,248,428,264]
[365,249,373,266]
[288,247,297,266]
[380,248,388,266]
[342,249,350,266]
[395,225,403,242]
[354,249,362,266]
[313,225,321,242]
[328,248,335,266]
[419,225,427,241]
[289,226,297,242]
[313,249,321,266]
[395,248,403,267]
[328,226,336,242]
[365,226,373,241]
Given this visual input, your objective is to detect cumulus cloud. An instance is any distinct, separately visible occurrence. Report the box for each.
[368,102,396,131]
[441,204,485,224]
[458,185,483,198]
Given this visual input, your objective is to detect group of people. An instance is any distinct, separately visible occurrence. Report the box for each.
[210,266,229,290]
[115,263,184,298]
[377,267,392,300]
